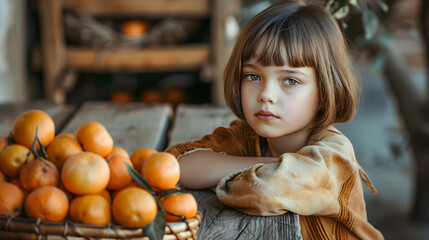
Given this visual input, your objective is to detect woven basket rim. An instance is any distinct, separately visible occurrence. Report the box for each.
[0,212,201,239]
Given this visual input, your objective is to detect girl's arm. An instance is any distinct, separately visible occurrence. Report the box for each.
[178,150,278,189]
[215,128,371,217]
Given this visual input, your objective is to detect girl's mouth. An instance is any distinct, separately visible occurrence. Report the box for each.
[255,110,279,120]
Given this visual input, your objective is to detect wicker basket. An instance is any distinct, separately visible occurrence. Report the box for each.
[0,212,201,240]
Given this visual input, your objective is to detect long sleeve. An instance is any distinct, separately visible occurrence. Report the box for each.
[166,119,261,158]
[216,128,359,217]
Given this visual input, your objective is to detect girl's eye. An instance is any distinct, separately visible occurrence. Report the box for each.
[284,78,299,86]
[243,73,260,81]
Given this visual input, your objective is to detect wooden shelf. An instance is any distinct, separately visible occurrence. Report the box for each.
[36,0,237,104]
[34,44,210,72]
[62,0,210,17]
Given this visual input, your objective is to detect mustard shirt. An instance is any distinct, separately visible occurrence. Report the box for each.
[166,119,384,240]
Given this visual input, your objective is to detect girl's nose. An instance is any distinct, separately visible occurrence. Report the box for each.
[258,83,277,104]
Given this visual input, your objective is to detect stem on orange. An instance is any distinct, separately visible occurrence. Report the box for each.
[36,136,48,159]
[126,163,186,221]
[24,126,51,168]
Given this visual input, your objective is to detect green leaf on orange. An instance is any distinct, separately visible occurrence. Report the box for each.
[125,162,154,194]
[143,211,166,240]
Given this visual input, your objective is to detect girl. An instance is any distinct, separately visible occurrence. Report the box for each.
[166,0,383,239]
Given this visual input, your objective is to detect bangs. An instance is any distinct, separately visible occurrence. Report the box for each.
[225,1,357,128]
[241,8,324,70]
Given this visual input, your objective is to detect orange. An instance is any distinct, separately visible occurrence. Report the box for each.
[121,20,150,37]
[61,152,110,195]
[0,144,31,178]
[54,133,77,143]
[69,194,111,225]
[140,88,164,103]
[112,187,157,228]
[130,148,157,172]
[12,110,55,150]
[76,121,114,158]
[58,180,74,202]
[98,189,112,204]
[110,146,130,159]
[106,153,133,190]
[161,192,198,222]
[10,178,29,199]
[20,157,59,191]
[112,181,141,200]
[0,133,11,153]
[0,182,25,217]
[0,169,7,183]
[110,91,134,103]
[141,152,180,191]
[46,138,83,170]
[25,186,69,222]
[166,87,188,107]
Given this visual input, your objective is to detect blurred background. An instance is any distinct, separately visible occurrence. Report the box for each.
[0,0,428,239]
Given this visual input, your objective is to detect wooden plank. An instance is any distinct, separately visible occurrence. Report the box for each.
[168,104,237,147]
[67,45,210,72]
[183,188,302,239]
[60,102,172,153]
[38,0,67,103]
[0,101,76,136]
[33,45,210,72]
[62,0,210,17]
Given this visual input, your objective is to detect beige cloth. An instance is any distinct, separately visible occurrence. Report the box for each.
[166,119,384,240]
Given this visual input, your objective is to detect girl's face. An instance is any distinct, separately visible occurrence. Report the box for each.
[241,58,319,140]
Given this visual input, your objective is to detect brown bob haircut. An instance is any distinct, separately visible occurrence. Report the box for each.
[224,0,359,134]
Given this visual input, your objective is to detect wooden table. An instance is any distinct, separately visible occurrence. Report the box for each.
[0,101,302,239]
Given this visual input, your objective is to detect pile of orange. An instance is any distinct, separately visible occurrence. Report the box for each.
[0,109,198,229]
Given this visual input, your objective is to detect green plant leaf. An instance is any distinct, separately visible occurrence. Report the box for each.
[348,0,360,10]
[143,211,166,240]
[125,162,169,240]
[333,5,350,19]
[325,0,336,13]
[325,0,347,14]
[362,9,378,40]
[375,0,389,12]
[125,162,154,194]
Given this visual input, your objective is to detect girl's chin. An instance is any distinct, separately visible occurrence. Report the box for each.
[253,128,284,139]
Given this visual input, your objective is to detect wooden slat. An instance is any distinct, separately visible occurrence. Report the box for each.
[62,0,210,17]
[67,45,210,72]
[38,0,67,103]
[33,45,210,72]
[60,102,172,153]
[0,101,76,136]
[168,104,237,147]
[184,188,302,239]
